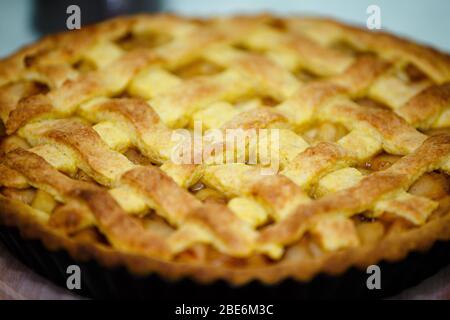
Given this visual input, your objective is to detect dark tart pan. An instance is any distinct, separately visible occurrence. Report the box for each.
[1,224,449,300]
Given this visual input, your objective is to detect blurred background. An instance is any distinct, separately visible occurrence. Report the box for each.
[1,0,449,57]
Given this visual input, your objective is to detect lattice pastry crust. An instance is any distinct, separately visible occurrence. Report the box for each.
[1,14,450,284]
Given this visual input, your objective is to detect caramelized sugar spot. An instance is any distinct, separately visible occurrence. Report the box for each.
[73,59,97,74]
[116,31,171,51]
[293,68,319,82]
[231,43,267,55]
[113,91,133,99]
[124,148,153,166]
[354,97,391,110]
[172,59,224,79]
[302,122,348,144]
[260,96,280,107]
[364,153,401,171]
[232,43,253,52]
[194,187,227,205]
[329,41,360,56]
[23,48,53,68]
[266,18,287,31]
[403,63,429,83]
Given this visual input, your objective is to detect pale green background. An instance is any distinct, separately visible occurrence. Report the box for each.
[1,0,449,57]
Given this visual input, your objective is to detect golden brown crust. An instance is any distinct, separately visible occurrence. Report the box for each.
[0,81,46,123]
[261,134,450,246]
[121,166,201,224]
[221,107,287,130]
[3,148,88,196]
[1,191,450,284]
[287,17,450,83]
[0,163,28,188]
[6,94,53,134]
[332,55,391,96]
[325,101,427,154]
[1,13,450,286]
[72,188,171,259]
[398,83,450,129]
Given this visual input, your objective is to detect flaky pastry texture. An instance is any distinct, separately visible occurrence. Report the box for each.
[1,14,450,285]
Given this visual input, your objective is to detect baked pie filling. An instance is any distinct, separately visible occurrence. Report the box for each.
[0,14,450,284]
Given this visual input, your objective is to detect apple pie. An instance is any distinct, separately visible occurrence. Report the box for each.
[1,14,450,286]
